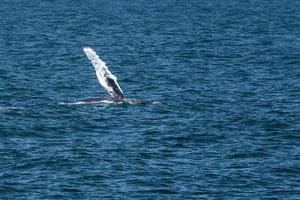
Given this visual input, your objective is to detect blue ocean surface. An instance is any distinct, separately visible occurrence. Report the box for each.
[1,0,300,199]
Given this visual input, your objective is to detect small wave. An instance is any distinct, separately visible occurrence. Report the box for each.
[0,106,25,111]
[152,101,161,105]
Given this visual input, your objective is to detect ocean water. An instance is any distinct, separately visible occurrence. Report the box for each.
[1,0,300,199]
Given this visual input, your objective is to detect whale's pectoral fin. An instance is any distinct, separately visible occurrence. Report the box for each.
[83,47,125,99]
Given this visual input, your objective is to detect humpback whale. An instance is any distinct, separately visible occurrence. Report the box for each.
[73,47,142,105]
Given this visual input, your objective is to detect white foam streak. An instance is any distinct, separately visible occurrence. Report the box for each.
[0,106,25,111]
[59,99,119,105]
